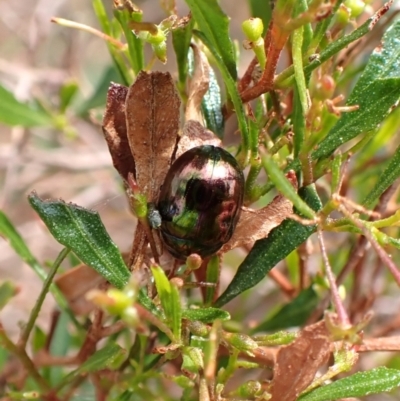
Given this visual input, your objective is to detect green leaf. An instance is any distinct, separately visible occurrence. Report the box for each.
[312,19,400,161]
[92,0,131,85]
[185,0,236,80]
[48,311,71,386]
[262,155,316,219]
[80,343,125,372]
[0,281,17,310]
[215,185,322,307]
[58,343,125,389]
[32,326,47,353]
[0,85,52,127]
[205,254,219,306]
[151,266,182,342]
[114,7,144,74]
[138,288,163,319]
[59,80,79,113]
[182,307,230,323]
[252,286,319,332]
[194,30,249,164]
[172,17,194,90]
[0,210,72,312]
[202,66,224,138]
[115,390,134,401]
[298,367,400,401]
[362,144,400,208]
[28,192,130,290]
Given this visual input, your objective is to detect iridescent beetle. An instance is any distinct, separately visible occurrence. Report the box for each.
[157,145,244,259]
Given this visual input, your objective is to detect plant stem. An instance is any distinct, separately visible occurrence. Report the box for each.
[317,230,350,327]
[19,248,70,348]
[51,17,125,50]
[275,0,395,89]
[0,324,51,393]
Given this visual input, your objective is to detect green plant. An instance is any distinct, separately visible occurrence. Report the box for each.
[1,0,400,400]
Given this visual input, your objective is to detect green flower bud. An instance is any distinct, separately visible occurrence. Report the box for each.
[121,306,139,327]
[153,41,167,63]
[242,18,264,42]
[188,320,209,337]
[223,332,258,352]
[147,29,166,45]
[236,380,262,397]
[106,288,133,314]
[345,0,365,18]
[336,4,351,26]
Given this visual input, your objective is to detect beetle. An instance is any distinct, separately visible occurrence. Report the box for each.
[157,145,244,259]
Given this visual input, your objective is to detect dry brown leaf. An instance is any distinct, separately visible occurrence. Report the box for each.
[102,83,135,182]
[185,44,210,123]
[220,171,297,253]
[269,321,331,401]
[55,264,104,315]
[125,71,180,203]
[176,120,222,158]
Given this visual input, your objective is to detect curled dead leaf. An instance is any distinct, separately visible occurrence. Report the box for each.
[102,83,135,182]
[55,264,105,315]
[220,171,298,253]
[269,321,331,401]
[125,71,180,203]
[176,120,222,158]
[185,44,210,123]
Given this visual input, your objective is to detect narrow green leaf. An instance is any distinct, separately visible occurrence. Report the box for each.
[28,193,130,289]
[252,286,319,332]
[0,281,17,310]
[59,80,79,113]
[92,0,131,85]
[292,7,308,115]
[80,343,125,372]
[215,185,322,307]
[310,0,343,50]
[185,0,237,80]
[313,19,400,161]
[48,311,71,386]
[115,390,134,401]
[32,326,47,353]
[277,6,395,89]
[262,155,316,219]
[0,85,52,127]
[194,30,249,164]
[138,288,163,319]
[293,88,306,158]
[202,66,224,138]
[92,0,112,35]
[57,343,125,389]
[205,254,219,306]
[298,367,400,401]
[151,266,182,342]
[114,7,144,74]
[0,210,72,313]
[172,17,194,90]
[182,307,230,323]
[362,144,400,208]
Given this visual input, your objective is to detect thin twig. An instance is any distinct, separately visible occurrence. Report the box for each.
[338,203,400,286]
[51,17,125,50]
[317,230,350,327]
[0,324,51,394]
[19,248,70,348]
